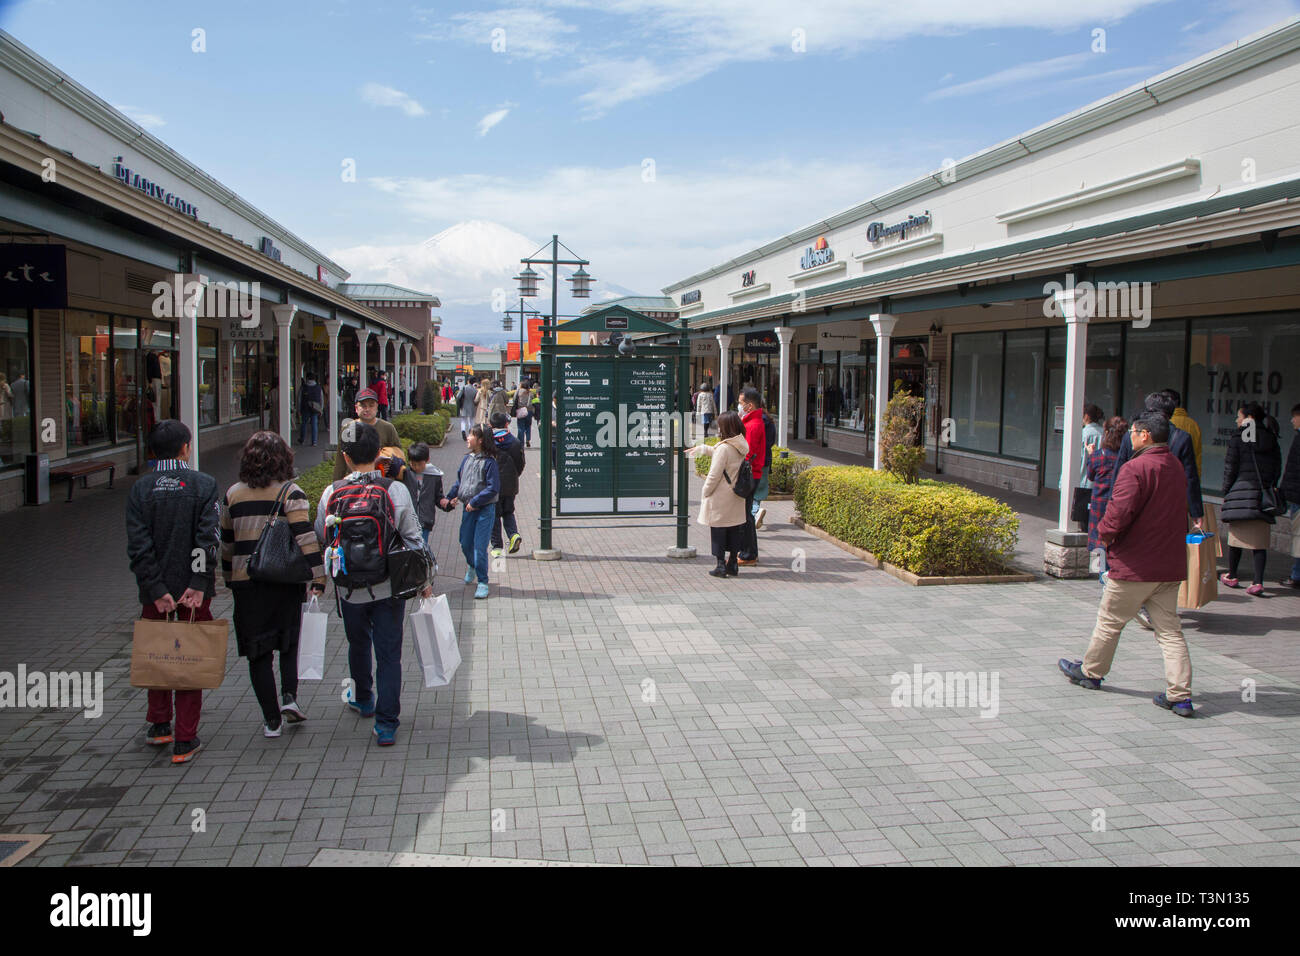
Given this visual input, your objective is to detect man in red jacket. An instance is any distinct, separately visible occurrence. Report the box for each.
[737,387,767,566]
[1058,414,1194,716]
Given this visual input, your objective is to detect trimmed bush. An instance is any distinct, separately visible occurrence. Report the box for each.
[692,436,720,477]
[420,380,440,414]
[768,447,812,493]
[296,454,336,523]
[393,409,450,448]
[793,465,1019,576]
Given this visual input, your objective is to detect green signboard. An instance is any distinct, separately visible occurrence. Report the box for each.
[556,358,673,514]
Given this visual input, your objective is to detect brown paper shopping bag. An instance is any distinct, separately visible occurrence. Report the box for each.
[1177,532,1219,610]
[129,613,229,690]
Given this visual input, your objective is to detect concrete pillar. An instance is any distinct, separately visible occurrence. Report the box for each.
[272,304,297,447]
[324,319,343,447]
[175,273,208,470]
[869,313,897,470]
[355,328,370,405]
[1057,288,1090,531]
[774,326,794,450]
[715,333,733,416]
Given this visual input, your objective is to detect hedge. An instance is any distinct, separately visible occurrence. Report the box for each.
[793,466,1019,576]
[393,409,450,447]
[692,438,810,493]
[296,455,336,523]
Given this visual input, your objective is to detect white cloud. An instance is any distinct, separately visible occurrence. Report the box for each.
[114,105,165,129]
[359,82,428,117]
[476,102,515,136]
[924,52,1094,100]
[430,7,579,59]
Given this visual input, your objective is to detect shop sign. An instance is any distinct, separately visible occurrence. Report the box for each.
[741,269,757,287]
[0,243,66,308]
[691,339,719,356]
[112,157,198,218]
[259,237,283,263]
[680,289,701,305]
[799,237,834,270]
[604,315,629,329]
[817,321,860,350]
[867,211,931,243]
[744,331,779,354]
[226,312,273,341]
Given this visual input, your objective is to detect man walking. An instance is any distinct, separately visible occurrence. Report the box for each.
[1058,414,1196,717]
[298,372,324,446]
[126,420,220,763]
[332,387,400,481]
[457,378,478,440]
[489,411,525,556]
[736,387,767,566]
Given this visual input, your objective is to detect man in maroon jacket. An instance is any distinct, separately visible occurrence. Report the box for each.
[1058,414,1194,716]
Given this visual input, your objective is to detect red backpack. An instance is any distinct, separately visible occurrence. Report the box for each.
[325,476,396,598]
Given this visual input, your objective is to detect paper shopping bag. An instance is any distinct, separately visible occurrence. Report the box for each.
[298,595,329,681]
[1178,532,1219,610]
[130,614,229,690]
[1200,505,1223,558]
[410,595,460,688]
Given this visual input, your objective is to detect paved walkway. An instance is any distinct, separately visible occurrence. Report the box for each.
[0,428,1298,866]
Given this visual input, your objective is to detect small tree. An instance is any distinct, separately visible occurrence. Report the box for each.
[880,381,926,483]
[420,380,439,414]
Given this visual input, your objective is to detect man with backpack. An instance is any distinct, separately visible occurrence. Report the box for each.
[736,388,768,566]
[489,411,525,557]
[314,422,428,746]
[753,405,777,531]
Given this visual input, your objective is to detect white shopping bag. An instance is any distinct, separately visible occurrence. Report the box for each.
[298,595,329,681]
[410,595,460,688]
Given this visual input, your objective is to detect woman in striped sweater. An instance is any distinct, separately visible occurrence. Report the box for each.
[221,431,327,737]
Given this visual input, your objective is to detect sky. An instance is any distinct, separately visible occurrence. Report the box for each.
[2,0,1297,345]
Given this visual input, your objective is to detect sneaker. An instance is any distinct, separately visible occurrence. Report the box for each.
[346,697,377,718]
[464,567,475,584]
[508,533,522,554]
[1058,658,1103,690]
[1153,693,1194,717]
[1135,606,1154,630]
[754,507,766,530]
[171,738,202,764]
[490,548,503,558]
[1220,573,1240,588]
[373,725,396,746]
[1246,583,1265,596]
[474,582,489,599]
[145,722,174,745]
[1277,578,1300,589]
[263,719,283,738]
[280,693,306,723]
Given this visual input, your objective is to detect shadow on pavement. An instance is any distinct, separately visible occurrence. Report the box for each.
[1093,683,1300,717]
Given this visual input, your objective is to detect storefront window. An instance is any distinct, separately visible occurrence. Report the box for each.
[113,317,140,445]
[1187,312,1300,496]
[838,350,867,430]
[65,311,112,449]
[1123,319,1186,422]
[1001,330,1044,460]
[142,320,177,428]
[233,341,261,418]
[950,331,1003,454]
[198,325,219,426]
[0,309,33,469]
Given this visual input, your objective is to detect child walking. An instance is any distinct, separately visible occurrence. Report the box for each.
[441,424,499,599]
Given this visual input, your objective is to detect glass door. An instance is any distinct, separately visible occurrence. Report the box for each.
[1043,364,1065,493]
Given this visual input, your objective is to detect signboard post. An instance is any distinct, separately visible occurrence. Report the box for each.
[537,305,693,560]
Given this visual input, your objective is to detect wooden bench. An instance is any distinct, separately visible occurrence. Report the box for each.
[49,460,115,502]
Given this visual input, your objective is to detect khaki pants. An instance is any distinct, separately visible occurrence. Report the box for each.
[1082,578,1192,701]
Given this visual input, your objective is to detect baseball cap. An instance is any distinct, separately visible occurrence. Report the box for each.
[355,388,379,403]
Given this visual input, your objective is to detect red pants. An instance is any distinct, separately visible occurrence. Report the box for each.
[142,598,211,742]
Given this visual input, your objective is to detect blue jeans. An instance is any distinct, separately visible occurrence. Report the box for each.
[517,416,532,444]
[339,596,405,731]
[299,411,319,444]
[459,502,497,583]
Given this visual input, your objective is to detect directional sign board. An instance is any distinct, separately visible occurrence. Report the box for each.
[556,358,673,514]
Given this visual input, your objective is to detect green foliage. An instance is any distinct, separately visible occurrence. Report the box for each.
[768,447,812,493]
[394,409,450,448]
[880,381,926,484]
[692,436,720,477]
[793,466,1019,576]
[420,380,440,414]
[296,454,336,523]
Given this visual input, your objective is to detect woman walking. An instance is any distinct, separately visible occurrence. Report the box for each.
[221,431,326,737]
[1085,415,1126,582]
[441,424,500,600]
[696,410,750,578]
[474,379,491,427]
[1220,402,1283,596]
[513,380,534,447]
[695,382,717,438]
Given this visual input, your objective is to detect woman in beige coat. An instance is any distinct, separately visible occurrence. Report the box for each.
[474,380,491,426]
[696,410,750,577]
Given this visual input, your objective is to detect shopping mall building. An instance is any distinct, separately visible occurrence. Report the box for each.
[655,17,1300,553]
[0,31,439,512]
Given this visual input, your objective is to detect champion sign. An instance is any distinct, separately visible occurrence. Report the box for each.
[799,236,834,270]
[867,211,931,243]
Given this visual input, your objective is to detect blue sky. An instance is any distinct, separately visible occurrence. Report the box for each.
[2,0,1297,344]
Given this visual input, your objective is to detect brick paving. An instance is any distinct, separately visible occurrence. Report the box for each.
[0,428,1298,867]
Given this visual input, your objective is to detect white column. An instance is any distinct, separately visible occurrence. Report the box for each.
[869,313,898,470]
[1057,287,1090,531]
[354,328,370,405]
[774,326,794,450]
[324,319,343,447]
[272,304,297,447]
[715,333,733,415]
[378,334,391,407]
[175,273,208,470]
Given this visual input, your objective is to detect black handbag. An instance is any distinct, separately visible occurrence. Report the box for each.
[1070,487,1092,525]
[388,544,434,600]
[248,483,315,584]
[1249,443,1284,518]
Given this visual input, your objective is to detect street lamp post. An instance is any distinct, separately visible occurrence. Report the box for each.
[515,235,594,555]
